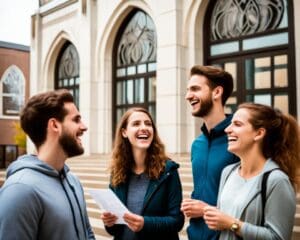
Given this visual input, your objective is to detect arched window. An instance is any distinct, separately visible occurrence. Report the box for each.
[55,42,80,108]
[204,0,296,115]
[113,9,157,129]
[0,65,25,116]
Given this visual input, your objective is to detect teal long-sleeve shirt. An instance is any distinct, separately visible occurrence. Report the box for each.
[187,115,239,240]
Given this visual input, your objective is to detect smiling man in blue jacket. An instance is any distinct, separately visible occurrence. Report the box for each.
[181,65,239,240]
[0,89,95,240]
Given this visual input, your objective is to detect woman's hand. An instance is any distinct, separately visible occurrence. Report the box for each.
[123,212,144,232]
[203,206,234,230]
[100,212,118,227]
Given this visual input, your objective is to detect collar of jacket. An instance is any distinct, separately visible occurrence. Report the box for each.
[142,160,179,210]
[114,160,179,212]
[201,114,233,139]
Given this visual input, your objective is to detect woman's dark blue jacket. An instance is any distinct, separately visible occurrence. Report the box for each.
[105,159,184,240]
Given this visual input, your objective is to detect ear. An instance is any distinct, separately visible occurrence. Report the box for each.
[121,128,127,138]
[254,128,266,141]
[48,118,60,133]
[212,86,223,100]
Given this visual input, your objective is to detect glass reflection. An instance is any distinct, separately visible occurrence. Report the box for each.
[224,62,237,92]
[211,41,239,56]
[148,77,156,101]
[225,96,237,114]
[126,80,134,104]
[243,32,288,50]
[274,55,288,87]
[274,94,288,114]
[245,57,271,90]
[246,94,271,106]
[135,78,144,103]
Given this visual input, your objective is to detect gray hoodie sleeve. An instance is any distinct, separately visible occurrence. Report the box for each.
[241,176,296,240]
[0,183,43,239]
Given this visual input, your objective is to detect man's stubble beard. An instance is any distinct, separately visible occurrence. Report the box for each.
[59,130,84,158]
[192,96,214,118]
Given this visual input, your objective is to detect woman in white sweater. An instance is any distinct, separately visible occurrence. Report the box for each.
[203,102,299,240]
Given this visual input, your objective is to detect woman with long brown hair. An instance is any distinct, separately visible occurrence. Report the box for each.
[100,107,184,240]
[204,102,299,240]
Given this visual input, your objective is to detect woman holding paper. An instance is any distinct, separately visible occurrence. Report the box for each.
[100,107,184,240]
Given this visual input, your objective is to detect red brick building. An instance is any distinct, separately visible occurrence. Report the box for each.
[0,41,29,168]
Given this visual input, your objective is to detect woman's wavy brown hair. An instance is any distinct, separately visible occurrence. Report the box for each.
[238,103,300,189]
[110,107,168,187]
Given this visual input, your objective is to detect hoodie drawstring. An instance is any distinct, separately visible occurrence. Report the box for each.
[59,171,80,240]
[65,175,87,238]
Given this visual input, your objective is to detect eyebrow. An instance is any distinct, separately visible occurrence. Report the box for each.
[187,85,201,90]
[232,119,244,124]
[72,114,82,121]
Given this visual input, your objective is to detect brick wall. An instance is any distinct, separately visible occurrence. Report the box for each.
[0,42,30,146]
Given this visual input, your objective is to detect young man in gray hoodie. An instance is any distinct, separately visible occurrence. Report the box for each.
[0,89,95,240]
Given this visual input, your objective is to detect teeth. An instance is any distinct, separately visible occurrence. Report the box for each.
[191,100,199,106]
[137,134,149,139]
[228,137,237,142]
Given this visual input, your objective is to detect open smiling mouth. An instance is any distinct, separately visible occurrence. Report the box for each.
[136,134,150,140]
[190,100,199,106]
[228,136,237,142]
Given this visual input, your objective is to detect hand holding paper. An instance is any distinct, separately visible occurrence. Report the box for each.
[101,212,118,227]
[123,212,144,232]
[89,188,130,225]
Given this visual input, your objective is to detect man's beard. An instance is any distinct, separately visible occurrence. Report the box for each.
[59,130,84,158]
[192,96,213,117]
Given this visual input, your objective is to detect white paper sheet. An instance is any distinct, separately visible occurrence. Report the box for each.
[88,188,129,225]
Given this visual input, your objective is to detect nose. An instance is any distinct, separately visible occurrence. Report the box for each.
[185,90,192,100]
[81,122,88,132]
[140,123,148,129]
[224,124,231,134]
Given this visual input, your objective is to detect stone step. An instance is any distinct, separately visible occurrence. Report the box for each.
[296,205,300,214]
[71,168,192,176]
[74,171,193,181]
[89,217,111,238]
[0,170,5,186]
[292,226,300,240]
[294,213,300,226]
[79,179,194,193]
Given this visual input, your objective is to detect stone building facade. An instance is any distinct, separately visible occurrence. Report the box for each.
[30,0,300,155]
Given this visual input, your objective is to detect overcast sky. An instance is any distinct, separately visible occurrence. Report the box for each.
[0,0,39,46]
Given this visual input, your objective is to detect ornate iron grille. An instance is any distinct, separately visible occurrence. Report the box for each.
[117,11,157,66]
[211,0,285,40]
[58,44,79,79]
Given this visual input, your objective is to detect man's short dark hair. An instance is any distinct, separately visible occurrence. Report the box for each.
[190,65,234,105]
[20,89,74,149]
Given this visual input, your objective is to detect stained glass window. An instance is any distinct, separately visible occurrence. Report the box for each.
[0,65,25,116]
[204,0,296,115]
[55,42,80,108]
[113,10,157,127]
[211,0,286,40]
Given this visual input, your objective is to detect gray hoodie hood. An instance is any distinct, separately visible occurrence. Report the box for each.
[7,154,69,179]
